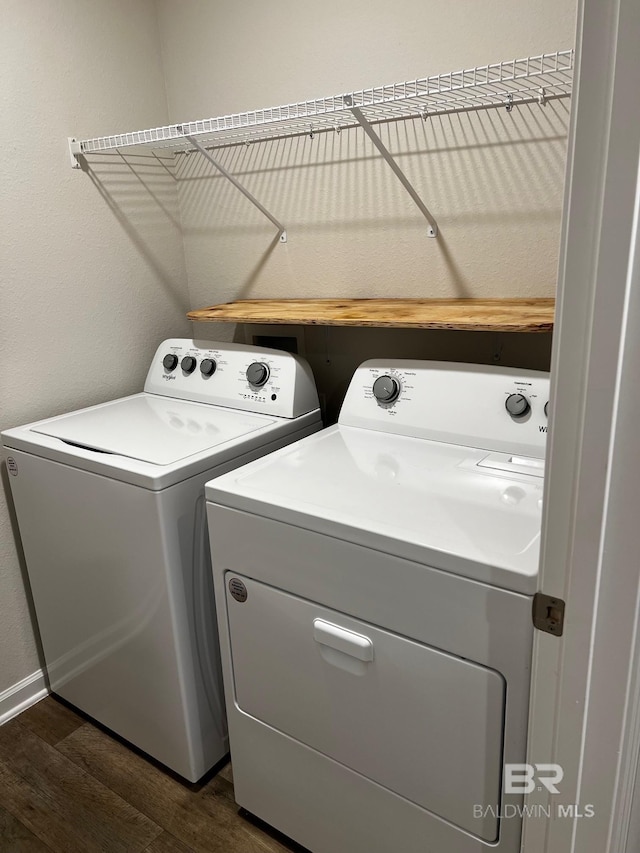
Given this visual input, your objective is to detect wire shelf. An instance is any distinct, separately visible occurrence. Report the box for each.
[72,50,574,157]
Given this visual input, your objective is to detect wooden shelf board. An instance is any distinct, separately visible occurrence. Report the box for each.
[188,298,555,333]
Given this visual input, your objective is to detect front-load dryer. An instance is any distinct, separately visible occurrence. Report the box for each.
[2,338,320,782]
[205,359,550,852]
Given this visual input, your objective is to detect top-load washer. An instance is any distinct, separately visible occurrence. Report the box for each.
[2,338,320,782]
[205,359,549,853]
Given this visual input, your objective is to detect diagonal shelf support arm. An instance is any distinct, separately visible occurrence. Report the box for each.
[186,135,287,243]
[344,96,438,238]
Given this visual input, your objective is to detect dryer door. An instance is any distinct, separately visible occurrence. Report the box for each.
[225,573,505,843]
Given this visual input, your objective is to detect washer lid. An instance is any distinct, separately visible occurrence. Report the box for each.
[206,424,545,594]
[32,395,273,465]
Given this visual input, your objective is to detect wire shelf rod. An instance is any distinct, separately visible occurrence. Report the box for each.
[75,85,570,161]
[119,85,568,154]
[105,88,568,159]
[70,50,574,160]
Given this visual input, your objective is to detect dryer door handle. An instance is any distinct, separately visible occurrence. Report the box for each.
[313,619,374,662]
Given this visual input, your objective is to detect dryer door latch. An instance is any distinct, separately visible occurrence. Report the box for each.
[532,593,565,637]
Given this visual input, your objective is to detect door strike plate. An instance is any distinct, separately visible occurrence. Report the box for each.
[532,592,565,636]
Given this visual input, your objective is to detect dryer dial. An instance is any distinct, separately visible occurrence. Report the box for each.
[373,375,401,404]
[505,393,530,418]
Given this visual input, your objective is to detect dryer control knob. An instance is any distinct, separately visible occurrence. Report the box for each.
[544,401,549,418]
[181,356,197,374]
[246,362,270,387]
[163,354,178,372]
[200,358,217,377]
[373,375,401,404]
[505,393,530,418]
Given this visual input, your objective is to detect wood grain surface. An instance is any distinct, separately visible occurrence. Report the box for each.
[0,697,304,853]
[0,805,51,852]
[187,298,555,332]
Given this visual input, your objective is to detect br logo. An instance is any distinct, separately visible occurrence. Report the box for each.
[505,764,564,794]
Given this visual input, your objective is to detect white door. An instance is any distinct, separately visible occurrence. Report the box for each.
[226,574,505,842]
[523,0,640,850]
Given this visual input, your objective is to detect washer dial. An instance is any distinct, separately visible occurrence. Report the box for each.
[373,375,401,404]
[163,354,178,372]
[181,356,197,374]
[200,358,217,377]
[246,362,270,387]
[505,393,530,418]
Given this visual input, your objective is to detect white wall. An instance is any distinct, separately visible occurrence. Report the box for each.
[157,0,576,314]
[0,0,190,696]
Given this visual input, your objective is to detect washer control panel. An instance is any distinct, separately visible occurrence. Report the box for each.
[145,339,319,419]
[340,360,550,458]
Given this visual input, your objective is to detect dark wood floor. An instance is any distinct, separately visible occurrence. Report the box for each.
[0,696,304,852]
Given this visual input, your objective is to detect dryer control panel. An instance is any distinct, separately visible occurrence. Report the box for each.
[339,360,550,458]
[145,339,319,419]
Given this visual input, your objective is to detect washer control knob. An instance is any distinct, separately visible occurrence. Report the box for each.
[246,362,270,387]
[200,358,217,377]
[181,356,197,374]
[373,375,401,404]
[163,353,178,372]
[505,393,530,418]
[544,401,549,418]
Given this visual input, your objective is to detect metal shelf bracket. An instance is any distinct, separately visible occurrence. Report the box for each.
[68,137,82,169]
[343,95,438,238]
[186,135,287,243]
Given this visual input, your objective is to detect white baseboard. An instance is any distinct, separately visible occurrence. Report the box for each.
[0,669,48,726]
